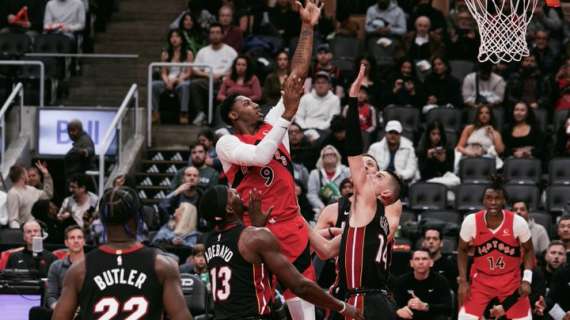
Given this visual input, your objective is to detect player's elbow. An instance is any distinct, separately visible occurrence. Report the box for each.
[291,279,313,298]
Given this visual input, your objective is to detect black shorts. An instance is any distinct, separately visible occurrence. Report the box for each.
[347,290,396,320]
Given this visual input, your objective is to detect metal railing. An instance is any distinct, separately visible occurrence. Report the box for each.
[0,83,24,165]
[98,84,139,196]
[25,53,139,59]
[147,62,213,147]
[0,60,45,107]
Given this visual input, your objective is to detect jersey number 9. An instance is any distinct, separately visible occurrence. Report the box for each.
[260,167,274,186]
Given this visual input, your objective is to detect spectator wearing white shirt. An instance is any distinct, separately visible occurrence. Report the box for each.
[43,0,85,41]
[58,174,98,227]
[7,163,53,229]
[190,22,238,125]
[512,201,550,255]
[368,120,418,184]
[296,72,341,142]
[462,62,506,108]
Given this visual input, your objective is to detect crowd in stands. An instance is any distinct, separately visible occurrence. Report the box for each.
[2,0,570,319]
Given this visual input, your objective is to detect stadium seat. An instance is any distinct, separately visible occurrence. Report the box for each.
[533,108,548,132]
[503,158,541,184]
[409,182,447,211]
[0,229,24,245]
[180,273,210,317]
[553,110,569,134]
[459,158,496,184]
[549,158,570,185]
[367,37,398,67]
[546,185,570,214]
[0,247,24,271]
[449,60,475,84]
[421,210,462,226]
[330,35,360,80]
[425,108,463,133]
[504,184,540,211]
[442,238,458,253]
[33,34,73,80]
[383,105,420,140]
[530,212,553,236]
[455,183,487,212]
[0,33,31,57]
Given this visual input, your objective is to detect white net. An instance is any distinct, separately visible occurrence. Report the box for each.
[464,0,539,63]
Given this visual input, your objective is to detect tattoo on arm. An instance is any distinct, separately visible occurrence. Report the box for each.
[291,25,314,78]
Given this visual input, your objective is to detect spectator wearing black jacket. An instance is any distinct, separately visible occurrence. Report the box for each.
[423,57,462,110]
[417,121,454,181]
[421,227,458,292]
[6,220,57,277]
[505,54,553,109]
[394,249,452,320]
[289,122,318,170]
[546,263,570,319]
[159,166,202,218]
[501,102,544,159]
[388,58,425,108]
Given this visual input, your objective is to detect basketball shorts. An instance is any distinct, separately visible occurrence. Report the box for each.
[345,290,396,320]
[461,271,531,319]
[267,214,315,299]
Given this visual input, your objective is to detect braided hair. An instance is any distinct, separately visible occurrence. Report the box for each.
[99,187,143,238]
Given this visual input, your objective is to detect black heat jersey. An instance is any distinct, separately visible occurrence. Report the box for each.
[205,224,273,320]
[335,196,351,229]
[79,243,163,320]
[338,199,392,297]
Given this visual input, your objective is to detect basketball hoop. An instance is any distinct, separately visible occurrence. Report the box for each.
[464,0,558,63]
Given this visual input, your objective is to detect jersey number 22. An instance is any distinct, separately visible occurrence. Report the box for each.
[94,296,148,320]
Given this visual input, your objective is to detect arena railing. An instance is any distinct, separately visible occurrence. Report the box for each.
[0,82,24,166]
[0,60,45,107]
[98,84,139,196]
[147,62,214,147]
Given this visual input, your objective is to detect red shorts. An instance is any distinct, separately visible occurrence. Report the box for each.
[462,271,530,318]
[266,214,315,299]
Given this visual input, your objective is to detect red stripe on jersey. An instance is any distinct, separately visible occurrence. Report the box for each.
[344,227,366,290]
[346,292,365,320]
[253,263,272,315]
[98,243,144,255]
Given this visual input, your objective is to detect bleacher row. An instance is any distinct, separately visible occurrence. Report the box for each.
[0,32,76,105]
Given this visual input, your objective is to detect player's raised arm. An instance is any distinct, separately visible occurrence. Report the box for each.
[306,222,342,259]
[345,64,367,194]
[264,0,322,125]
[290,0,322,79]
[247,228,363,320]
[217,75,304,167]
[52,260,85,320]
[155,254,193,320]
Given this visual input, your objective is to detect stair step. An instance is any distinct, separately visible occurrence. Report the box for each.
[141,160,187,165]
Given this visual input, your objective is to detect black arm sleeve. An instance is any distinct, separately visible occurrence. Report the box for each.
[345,97,363,157]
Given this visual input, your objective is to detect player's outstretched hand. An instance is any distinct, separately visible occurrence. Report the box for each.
[349,64,367,98]
[519,281,531,297]
[293,0,323,26]
[341,303,364,320]
[282,73,304,121]
[248,188,273,227]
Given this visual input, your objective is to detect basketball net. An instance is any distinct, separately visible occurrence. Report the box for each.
[464,0,558,63]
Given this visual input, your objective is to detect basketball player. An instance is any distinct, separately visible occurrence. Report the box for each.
[457,178,535,320]
[215,1,323,318]
[52,187,191,320]
[310,65,403,319]
[200,185,363,320]
[314,154,381,320]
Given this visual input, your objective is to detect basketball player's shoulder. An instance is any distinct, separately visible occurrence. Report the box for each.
[241,226,274,247]
[154,251,180,282]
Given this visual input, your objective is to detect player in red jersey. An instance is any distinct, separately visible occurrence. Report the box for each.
[457,178,535,320]
[215,1,322,318]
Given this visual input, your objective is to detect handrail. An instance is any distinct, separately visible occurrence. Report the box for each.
[25,53,139,59]
[0,83,24,165]
[98,84,139,196]
[0,60,45,107]
[147,62,213,147]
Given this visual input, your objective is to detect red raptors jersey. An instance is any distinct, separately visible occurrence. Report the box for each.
[471,210,522,277]
[225,123,299,224]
